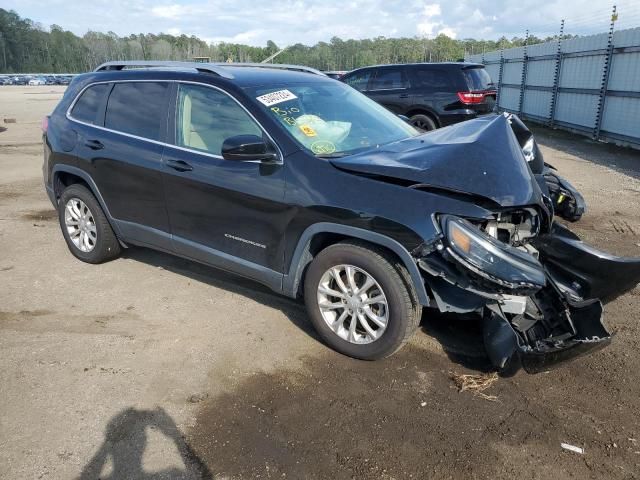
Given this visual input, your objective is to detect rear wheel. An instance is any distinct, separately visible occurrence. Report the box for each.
[303,241,421,360]
[58,184,121,264]
[409,114,437,132]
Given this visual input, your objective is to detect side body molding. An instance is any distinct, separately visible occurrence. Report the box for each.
[282,222,430,305]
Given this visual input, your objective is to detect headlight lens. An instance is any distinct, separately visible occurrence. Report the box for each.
[442,215,546,290]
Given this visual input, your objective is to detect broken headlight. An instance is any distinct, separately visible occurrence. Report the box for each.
[441,215,546,292]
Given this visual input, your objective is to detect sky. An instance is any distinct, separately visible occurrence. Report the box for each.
[4,0,638,46]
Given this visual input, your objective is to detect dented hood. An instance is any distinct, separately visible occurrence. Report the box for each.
[331,114,543,207]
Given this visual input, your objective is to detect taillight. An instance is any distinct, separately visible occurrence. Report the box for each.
[457,92,485,104]
[41,116,48,133]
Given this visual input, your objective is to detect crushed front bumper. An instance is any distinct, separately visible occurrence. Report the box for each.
[483,299,611,373]
[419,223,639,373]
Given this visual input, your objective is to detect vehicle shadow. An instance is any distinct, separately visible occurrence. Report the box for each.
[122,247,495,373]
[420,310,495,373]
[78,407,212,480]
[121,247,319,341]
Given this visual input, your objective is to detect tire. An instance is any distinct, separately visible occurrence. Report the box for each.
[303,240,421,360]
[409,114,437,132]
[58,184,121,264]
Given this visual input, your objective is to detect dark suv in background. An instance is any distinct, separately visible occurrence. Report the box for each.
[341,62,496,131]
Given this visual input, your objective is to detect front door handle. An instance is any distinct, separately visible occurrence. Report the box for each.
[399,93,409,98]
[166,159,193,172]
[84,139,104,150]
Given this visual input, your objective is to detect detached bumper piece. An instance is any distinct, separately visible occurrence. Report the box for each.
[483,292,611,373]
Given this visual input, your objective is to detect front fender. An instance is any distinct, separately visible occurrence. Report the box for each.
[282,222,430,306]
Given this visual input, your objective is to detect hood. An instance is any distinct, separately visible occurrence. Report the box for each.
[330,114,543,208]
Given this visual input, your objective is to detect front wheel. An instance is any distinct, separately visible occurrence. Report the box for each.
[303,241,421,360]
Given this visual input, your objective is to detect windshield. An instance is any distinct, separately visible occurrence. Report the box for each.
[246,82,419,157]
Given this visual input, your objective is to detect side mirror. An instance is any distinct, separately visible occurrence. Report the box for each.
[221,135,278,163]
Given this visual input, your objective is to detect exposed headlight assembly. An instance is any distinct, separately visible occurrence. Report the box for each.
[440,215,546,293]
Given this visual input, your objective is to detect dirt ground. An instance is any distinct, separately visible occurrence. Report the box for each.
[1,85,639,480]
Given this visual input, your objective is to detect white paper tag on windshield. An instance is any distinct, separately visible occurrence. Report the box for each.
[256,89,298,106]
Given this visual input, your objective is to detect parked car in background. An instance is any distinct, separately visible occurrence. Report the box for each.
[341,62,497,131]
[28,76,46,86]
[12,76,28,85]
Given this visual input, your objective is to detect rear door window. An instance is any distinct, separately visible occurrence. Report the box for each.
[70,83,109,124]
[369,68,408,90]
[410,68,452,90]
[105,82,169,141]
[343,69,372,92]
[463,67,493,91]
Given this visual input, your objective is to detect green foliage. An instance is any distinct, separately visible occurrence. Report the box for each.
[0,8,570,73]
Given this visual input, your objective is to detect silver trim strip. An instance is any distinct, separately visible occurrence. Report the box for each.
[65,79,284,164]
[94,61,326,77]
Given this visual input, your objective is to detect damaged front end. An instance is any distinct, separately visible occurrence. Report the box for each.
[508,114,586,222]
[417,211,640,373]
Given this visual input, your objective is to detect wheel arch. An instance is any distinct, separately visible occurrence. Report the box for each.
[282,223,430,306]
[51,165,122,237]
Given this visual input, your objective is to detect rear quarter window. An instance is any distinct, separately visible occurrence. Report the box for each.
[409,68,452,90]
[463,67,493,91]
[104,82,169,141]
[70,83,109,124]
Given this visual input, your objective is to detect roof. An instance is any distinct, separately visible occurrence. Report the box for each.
[348,62,485,72]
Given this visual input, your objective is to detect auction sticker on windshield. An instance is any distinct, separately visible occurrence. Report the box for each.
[256,89,298,107]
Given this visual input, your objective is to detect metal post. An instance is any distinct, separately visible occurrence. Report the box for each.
[549,20,565,127]
[594,5,617,140]
[496,42,505,112]
[518,30,529,116]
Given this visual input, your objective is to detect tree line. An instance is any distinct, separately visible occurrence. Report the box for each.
[0,8,569,73]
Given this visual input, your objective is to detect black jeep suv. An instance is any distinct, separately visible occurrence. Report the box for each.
[43,61,640,372]
[341,62,496,131]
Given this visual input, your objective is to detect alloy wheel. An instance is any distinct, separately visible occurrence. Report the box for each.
[64,198,97,253]
[317,264,389,344]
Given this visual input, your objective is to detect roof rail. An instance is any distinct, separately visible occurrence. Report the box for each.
[94,61,326,78]
[94,61,235,79]
[218,62,326,76]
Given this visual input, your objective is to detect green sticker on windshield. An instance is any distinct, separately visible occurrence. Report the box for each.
[310,140,336,155]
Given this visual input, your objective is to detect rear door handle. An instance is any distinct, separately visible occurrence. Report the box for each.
[84,139,104,150]
[166,159,193,172]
